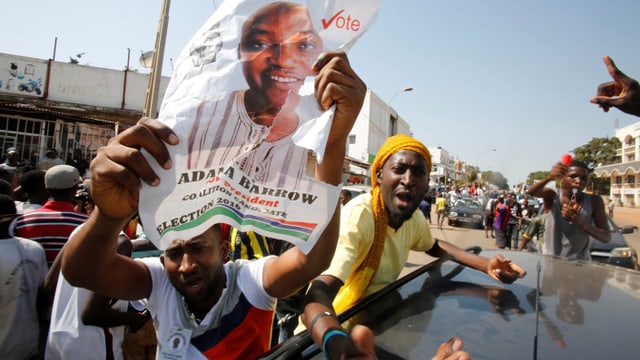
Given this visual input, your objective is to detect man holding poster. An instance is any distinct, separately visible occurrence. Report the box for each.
[61,50,373,358]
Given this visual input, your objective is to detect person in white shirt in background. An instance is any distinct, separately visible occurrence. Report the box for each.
[0,194,49,359]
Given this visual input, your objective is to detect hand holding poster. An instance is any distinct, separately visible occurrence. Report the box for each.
[138,0,379,252]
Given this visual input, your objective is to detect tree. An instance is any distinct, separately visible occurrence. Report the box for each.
[481,170,509,190]
[466,169,478,184]
[527,170,550,185]
[571,137,621,194]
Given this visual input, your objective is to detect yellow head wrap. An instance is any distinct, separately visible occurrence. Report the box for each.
[371,134,432,187]
[333,134,431,313]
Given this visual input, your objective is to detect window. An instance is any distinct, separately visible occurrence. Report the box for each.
[389,114,397,136]
[348,134,356,144]
[0,115,114,166]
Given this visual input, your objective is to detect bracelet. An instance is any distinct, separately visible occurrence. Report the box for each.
[322,329,347,360]
[308,311,334,334]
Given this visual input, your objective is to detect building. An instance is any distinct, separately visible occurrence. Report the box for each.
[344,89,412,184]
[428,146,454,187]
[0,52,166,165]
[594,121,640,207]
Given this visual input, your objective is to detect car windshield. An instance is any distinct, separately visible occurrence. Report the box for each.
[454,199,481,209]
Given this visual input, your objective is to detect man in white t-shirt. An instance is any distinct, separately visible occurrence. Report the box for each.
[0,147,20,172]
[46,234,150,360]
[447,186,460,206]
[36,149,64,171]
[0,194,49,359]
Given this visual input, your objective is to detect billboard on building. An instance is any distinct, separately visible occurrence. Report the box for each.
[0,54,47,97]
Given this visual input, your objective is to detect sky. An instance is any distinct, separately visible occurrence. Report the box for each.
[4,0,640,186]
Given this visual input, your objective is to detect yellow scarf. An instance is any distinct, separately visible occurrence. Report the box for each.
[333,134,431,313]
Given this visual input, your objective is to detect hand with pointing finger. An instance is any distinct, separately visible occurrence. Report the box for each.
[590,55,640,117]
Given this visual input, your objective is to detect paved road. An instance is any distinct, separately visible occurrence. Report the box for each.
[401,206,640,277]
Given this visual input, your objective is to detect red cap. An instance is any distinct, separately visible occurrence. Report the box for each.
[561,154,572,165]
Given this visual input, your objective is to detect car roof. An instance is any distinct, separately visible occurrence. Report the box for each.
[261,249,640,360]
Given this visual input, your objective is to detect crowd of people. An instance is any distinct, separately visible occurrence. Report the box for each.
[426,168,610,257]
[0,148,89,177]
[1,25,638,359]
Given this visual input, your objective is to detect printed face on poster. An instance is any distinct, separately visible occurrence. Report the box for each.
[138,0,379,252]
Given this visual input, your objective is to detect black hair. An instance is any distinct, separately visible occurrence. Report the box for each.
[19,170,46,195]
[49,187,77,201]
[0,193,17,217]
[0,169,15,184]
[570,159,588,170]
[0,179,12,197]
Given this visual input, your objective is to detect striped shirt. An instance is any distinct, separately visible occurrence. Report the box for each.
[13,200,89,266]
[229,228,273,261]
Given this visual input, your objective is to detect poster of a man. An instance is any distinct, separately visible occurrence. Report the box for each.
[138,0,380,251]
[186,2,324,188]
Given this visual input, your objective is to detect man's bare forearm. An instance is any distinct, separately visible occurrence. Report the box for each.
[527,176,553,197]
[61,209,126,290]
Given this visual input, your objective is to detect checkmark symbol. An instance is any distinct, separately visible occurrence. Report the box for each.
[321,9,344,29]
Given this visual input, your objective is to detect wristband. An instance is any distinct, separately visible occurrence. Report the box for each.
[322,329,347,360]
[309,311,334,334]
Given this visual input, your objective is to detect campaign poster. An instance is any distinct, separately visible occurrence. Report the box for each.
[139,0,379,252]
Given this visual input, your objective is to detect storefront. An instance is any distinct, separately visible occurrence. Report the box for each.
[0,104,122,172]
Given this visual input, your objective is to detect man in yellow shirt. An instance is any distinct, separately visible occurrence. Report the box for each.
[301,134,526,359]
[435,192,448,230]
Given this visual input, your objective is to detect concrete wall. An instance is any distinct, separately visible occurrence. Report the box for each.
[0,52,170,112]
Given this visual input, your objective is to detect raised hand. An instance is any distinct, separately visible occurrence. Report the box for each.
[312,51,367,146]
[311,51,366,185]
[590,55,640,117]
[90,118,178,220]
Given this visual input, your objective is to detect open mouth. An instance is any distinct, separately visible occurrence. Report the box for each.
[183,276,204,294]
[395,191,414,208]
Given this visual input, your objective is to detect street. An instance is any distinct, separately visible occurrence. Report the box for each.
[401,206,640,278]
